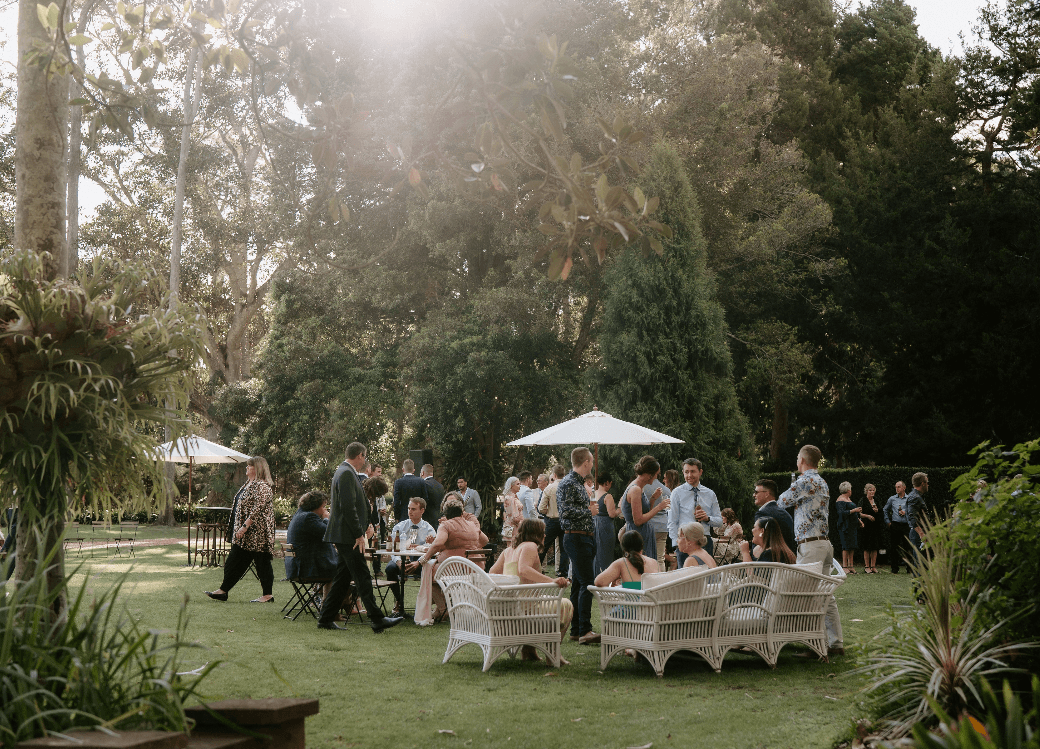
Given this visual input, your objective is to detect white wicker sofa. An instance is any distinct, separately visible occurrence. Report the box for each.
[435,556,567,671]
[588,560,845,676]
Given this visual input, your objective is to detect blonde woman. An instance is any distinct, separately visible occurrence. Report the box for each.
[677,522,717,569]
[206,456,276,602]
[501,476,524,542]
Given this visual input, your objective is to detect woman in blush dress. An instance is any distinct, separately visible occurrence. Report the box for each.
[500,477,524,544]
[411,495,489,621]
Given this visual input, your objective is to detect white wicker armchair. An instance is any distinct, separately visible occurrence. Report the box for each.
[588,560,845,676]
[435,556,566,671]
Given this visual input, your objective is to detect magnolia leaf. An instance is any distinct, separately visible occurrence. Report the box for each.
[643,195,659,216]
[633,186,645,210]
[408,168,422,187]
[649,238,663,256]
[559,256,573,281]
[547,250,565,280]
[68,34,93,46]
[611,221,630,242]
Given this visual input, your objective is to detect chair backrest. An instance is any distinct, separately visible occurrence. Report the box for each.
[282,543,298,579]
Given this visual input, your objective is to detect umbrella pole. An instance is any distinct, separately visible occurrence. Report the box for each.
[186,457,193,566]
[594,443,599,485]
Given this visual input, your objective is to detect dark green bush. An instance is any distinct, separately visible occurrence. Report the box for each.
[945,439,1040,675]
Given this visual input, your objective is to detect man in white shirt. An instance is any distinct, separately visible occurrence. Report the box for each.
[667,458,722,566]
[385,498,436,615]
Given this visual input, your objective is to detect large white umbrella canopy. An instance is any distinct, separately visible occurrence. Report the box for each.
[156,436,250,565]
[507,408,684,447]
[156,436,251,463]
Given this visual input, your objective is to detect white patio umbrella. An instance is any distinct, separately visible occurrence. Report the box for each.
[156,436,251,565]
[507,407,684,479]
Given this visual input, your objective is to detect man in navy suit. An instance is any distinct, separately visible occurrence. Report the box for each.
[752,479,796,556]
[420,463,444,529]
[392,459,429,524]
[317,442,403,633]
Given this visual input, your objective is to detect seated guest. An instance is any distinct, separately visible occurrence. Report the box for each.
[711,507,744,565]
[594,530,660,589]
[677,522,717,569]
[409,495,489,618]
[739,517,796,564]
[489,519,573,663]
[285,490,339,609]
[386,498,436,615]
[363,476,390,575]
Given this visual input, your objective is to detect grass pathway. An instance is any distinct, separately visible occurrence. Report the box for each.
[72,543,911,749]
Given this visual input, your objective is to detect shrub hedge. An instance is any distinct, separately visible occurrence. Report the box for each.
[757,465,968,554]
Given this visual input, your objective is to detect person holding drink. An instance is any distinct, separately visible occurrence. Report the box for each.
[385,497,436,615]
[667,458,722,566]
[621,456,671,560]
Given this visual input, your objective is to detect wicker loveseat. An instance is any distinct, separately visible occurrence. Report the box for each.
[588,560,845,676]
[435,556,567,671]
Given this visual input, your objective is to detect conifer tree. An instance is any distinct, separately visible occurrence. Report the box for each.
[591,144,755,519]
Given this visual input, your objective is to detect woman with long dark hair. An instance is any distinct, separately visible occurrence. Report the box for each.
[739,517,796,564]
[594,530,660,589]
[206,456,276,602]
[489,518,573,663]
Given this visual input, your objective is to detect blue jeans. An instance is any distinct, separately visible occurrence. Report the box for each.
[542,517,569,576]
[563,533,595,637]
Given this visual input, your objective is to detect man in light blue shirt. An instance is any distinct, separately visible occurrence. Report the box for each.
[667,458,721,566]
[883,480,911,573]
[517,471,539,520]
[385,498,436,615]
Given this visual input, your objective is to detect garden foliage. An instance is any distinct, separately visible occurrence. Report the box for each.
[854,519,1031,739]
[0,531,214,747]
[947,440,1040,674]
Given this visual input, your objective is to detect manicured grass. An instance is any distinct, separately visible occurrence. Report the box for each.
[71,548,912,749]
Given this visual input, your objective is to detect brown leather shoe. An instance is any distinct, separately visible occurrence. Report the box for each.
[578,631,601,644]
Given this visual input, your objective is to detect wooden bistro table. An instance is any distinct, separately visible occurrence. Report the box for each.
[191,506,232,567]
[373,546,427,618]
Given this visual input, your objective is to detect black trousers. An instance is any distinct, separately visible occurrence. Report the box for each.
[888,523,911,572]
[221,544,274,596]
[318,543,384,625]
[541,517,569,576]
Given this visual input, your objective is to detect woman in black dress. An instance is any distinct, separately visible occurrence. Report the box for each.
[858,483,884,574]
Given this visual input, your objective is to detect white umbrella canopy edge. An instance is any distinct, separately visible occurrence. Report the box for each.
[506,408,685,447]
[155,436,251,565]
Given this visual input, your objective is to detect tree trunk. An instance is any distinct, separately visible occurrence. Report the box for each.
[15,0,69,278]
[12,511,67,617]
[160,36,203,527]
[769,396,788,463]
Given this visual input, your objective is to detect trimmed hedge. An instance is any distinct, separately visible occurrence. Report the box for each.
[757,465,969,554]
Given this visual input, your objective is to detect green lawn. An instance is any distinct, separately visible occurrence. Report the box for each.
[70,545,911,749]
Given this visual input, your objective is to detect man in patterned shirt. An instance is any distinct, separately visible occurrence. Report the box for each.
[557,446,599,644]
[778,444,844,656]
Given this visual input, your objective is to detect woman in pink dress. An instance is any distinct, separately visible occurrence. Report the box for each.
[500,477,524,544]
[411,494,489,621]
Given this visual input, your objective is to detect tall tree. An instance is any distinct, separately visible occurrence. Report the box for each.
[591,143,755,516]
